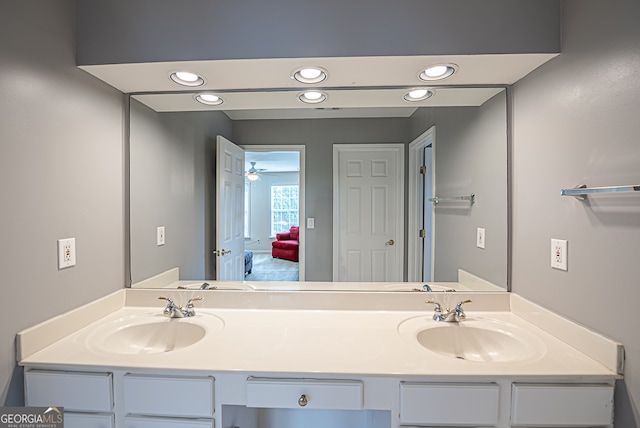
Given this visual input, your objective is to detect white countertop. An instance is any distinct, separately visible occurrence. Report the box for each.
[17,289,623,379]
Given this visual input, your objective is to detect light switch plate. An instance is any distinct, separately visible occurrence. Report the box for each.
[476,227,485,249]
[157,226,165,246]
[307,218,315,229]
[551,238,568,271]
[57,238,76,269]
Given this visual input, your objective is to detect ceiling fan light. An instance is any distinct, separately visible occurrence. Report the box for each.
[292,67,328,84]
[419,64,457,81]
[246,172,259,181]
[170,71,205,87]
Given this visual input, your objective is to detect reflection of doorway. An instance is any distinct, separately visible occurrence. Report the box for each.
[242,145,305,281]
[408,127,435,281]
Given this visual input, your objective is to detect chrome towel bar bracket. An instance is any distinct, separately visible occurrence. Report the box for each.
[560,184,640,201]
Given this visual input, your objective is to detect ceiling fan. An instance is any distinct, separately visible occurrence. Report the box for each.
[245,161,266,181]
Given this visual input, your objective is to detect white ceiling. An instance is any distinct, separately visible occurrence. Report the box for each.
[245,151,300,173]
[84,53,557,120]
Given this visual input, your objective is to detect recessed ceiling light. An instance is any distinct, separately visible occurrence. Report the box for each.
[403,88,434,102]
[419,64,457,81]
[292,67,328,84]
[195,93,224,106]
[170,71,205,87]
[298,91,327,104]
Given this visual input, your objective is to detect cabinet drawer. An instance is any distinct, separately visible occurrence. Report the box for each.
[25,370,113,412]
[246,378,363,410]
[125,416,214,428]
[65,412,114,428]
[400,382,499,426]
[511,383,614,426]
[124,374,215,418]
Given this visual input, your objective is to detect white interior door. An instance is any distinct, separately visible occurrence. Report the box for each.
[216,135,245,281]
[333,144,404,282]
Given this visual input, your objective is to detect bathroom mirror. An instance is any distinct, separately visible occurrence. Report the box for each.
[129,87,508,292]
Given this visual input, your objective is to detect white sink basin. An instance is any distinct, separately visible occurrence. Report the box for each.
[399,316,546,363]
[87,312,223,355]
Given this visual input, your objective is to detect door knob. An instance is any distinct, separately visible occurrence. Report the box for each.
[213,249,232,256]
[385,239,395,246]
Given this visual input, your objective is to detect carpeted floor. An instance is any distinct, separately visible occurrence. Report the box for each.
[245,252,299,281]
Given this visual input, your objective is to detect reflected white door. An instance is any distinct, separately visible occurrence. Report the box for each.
[333,144,404,281]
[216,136,245,280]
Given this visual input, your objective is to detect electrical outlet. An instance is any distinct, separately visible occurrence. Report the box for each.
[57,238,76,269]
[157,226,165,246]
[551,239,568,271]
[476,227,485,249]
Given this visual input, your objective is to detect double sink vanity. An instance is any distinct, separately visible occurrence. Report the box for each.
[18,286,623,428]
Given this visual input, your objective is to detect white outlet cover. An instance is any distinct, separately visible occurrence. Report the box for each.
[57,238,76,269]
[551,238,568,271]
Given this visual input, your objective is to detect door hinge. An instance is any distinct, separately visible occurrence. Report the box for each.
[419,229,426,238]
[420,165,427,175]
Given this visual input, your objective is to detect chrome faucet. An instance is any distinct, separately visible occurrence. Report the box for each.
[158,296,203,318]
[426,299,472,322]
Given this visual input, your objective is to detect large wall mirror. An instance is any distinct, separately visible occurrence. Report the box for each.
[129,86,508,292]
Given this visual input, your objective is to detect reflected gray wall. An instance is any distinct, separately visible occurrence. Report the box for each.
[130,100,232,283]
[512,0,640,424]
[0,1,124,405]
[409,94,508,286]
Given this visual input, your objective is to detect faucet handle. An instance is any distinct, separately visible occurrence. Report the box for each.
[186,297,203,308]
[455,299,472,309]
[158,296,175,305]
[454,299,472,320]
[425,300,442,312]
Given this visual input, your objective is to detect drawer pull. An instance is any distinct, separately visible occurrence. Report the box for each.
[298,394,308,407]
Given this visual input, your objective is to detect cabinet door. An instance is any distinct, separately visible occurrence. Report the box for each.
[65,412,114,428]
[511,383,614,426]
[125,416,214,428]
[400,382,500,426]
[246,378,363,410]
[124,374,215,418]
[25,370,113,412]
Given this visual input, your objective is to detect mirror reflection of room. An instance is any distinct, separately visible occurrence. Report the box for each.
[243,151,301,282]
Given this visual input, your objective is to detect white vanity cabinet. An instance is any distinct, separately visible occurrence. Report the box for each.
[246,378,364,410]
[122,374,215,428]
[25,369,115,428]
[23,368,617,428]
[399,382,500,427]
[510,383,614,427]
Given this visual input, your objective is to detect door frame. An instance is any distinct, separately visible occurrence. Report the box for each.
[241,145,306,281]
[407,127,436,282]
[332,143,405,281]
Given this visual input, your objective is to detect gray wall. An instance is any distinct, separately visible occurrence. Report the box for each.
[129,101,232,283]
[512,0,640,425]
[409,93,508,287]
[76,0,560,65]
[233,118,409,280]
[0,1,125,404]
